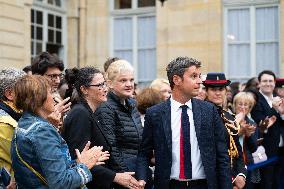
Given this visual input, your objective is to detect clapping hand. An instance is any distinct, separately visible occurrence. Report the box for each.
[47,110,62,128]
[75,141,103,169]
[259,116,277,133]
[272,96,284,114]
[96,151,110,165]
[54,97,71,114]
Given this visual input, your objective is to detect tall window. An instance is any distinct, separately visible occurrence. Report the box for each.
[31,0,66,61]
[224,4,279,80]
[110,0,156,84]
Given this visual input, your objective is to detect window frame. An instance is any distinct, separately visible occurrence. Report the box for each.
[109,0,156,83]
[31,1,67,65]
[223,3,280,80]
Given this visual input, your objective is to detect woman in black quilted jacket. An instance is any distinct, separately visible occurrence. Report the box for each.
[95,60,146,188]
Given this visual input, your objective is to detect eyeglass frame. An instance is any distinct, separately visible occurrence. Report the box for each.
[88,81,107,89]
[44,73,64,81]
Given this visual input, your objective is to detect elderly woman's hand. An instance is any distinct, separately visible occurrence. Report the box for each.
[243,123,256,137]
[95,151,110,165]
[75,141,103,169]
[114,172,140,189]
[235,112,245,124]
[47,110,62,128]
[54,97,71,114]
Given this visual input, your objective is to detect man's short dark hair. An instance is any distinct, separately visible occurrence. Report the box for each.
[166,56,201,89]
[31,52,64,75]
[258,70,276,82]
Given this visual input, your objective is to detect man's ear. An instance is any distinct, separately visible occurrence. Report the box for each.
[4,88,14,101]
[172,75,182,87]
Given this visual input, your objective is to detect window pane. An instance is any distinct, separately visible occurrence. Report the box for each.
[228,44,250,77]
[31,9,34,23]
[46,44,60,55]
[48,0,54,5]
[31,41,34,55]
[36,11,43,24]
[256,7,279,41]
[36,42,42,54]
[227,9,250,42]
[55,0,61,7]
[56,16,62,29]
[113,18,132,49]
[138,49,156,81]
[256,43,279,74]
[56,31,61,44]
[138,0,155,7]
[36,26,43,40]
[114,0,131,9]
[114,50,132,63]
[48,29,54,42]
[48,14,54,27]
[31,25,34,39]
[138,16,156,48]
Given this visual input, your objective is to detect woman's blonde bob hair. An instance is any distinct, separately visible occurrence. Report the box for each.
[105,59,134,81]
[233,91,256,113]
[150,78,170,91]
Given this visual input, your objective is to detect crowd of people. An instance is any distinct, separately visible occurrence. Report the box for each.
[0,52,283,189]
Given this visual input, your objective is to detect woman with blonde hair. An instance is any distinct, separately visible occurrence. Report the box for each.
[233,92,260,189]
[150,78,171,101]
[95,60,144,189]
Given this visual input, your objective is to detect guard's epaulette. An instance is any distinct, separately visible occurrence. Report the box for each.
[219,108,240,167]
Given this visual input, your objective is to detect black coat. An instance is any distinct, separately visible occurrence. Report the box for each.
[62,100,116,189]
[251,92,284,157]
[94,91,143,172]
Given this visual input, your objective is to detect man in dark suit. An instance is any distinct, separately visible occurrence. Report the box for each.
[251,70,284,189]
[136,57,232,189]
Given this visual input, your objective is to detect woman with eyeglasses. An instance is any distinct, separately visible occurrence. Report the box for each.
[31,52,71,130]
[233,92,260,189]
[62,67,140,189]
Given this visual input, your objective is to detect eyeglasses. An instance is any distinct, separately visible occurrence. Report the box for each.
[88,81,107,89]
[236,103,250,107]
[45,73,64,80]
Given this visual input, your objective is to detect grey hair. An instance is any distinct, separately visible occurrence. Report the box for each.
[166,56,201,89]
[0,68,26,100]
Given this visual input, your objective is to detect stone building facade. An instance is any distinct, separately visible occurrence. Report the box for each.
[0,0,283,83]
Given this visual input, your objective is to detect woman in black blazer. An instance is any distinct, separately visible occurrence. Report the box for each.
[62,67,140,189]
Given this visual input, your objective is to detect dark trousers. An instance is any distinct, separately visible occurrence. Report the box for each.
[260,164,279,189]
[278,147,284,189]
[169,180,208,189]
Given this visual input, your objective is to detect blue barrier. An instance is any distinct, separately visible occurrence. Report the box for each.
[247,156,279,171]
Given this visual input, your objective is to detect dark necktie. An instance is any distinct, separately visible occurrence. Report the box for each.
[179,105,192,179]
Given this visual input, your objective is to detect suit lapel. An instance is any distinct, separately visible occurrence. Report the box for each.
[162,99,172,152]
[259,93,271,111]
[192,99,202,139]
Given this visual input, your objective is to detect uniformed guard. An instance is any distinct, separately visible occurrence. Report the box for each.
[203,73,247,189]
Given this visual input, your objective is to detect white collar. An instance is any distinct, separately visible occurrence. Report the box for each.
[259,90,273,102]
[170,97,192,112]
